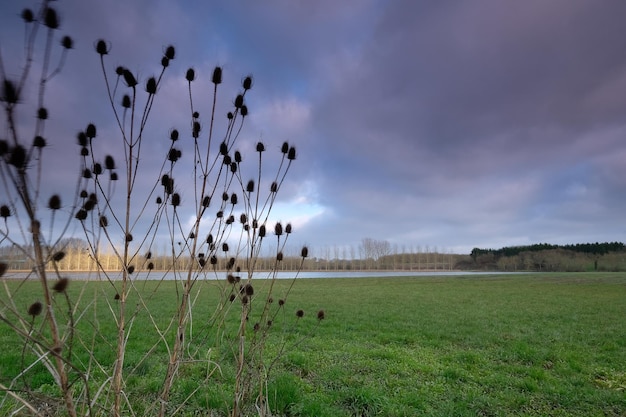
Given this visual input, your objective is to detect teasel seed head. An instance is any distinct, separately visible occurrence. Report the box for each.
[202,195,211,207]
[230,193,238,205]
[0,140,7,156]
[253,322,260,332]
[240,213,247,224]
[169,129,179,141]
[53,277,69,293]
[80,147,89,156]
[156,196,162,204]
[285,223,292,234]
[82,168,92,179]
[171,193,181,207]
[317,310,325,321]
[21,9,34,23]
[186,68,195,82]
[241,295,249,305]
[44,7,59,29]
[75,209,87,221]
[223,154,231,165]
[122,69,137,88]
[259,225,266,238]
[161,56,169,67]
[234,94,244,109]
[0,262,7,277]
[227,257,235,269]
[189,232,195,239]
[37,107,48,120]
[288,146,297,160]
[246,180,255,193]
[168,148,180,162]
[244,284,254,296]
[210,255,217,265]
[296,309,304,318]
[256,142,265,152]
[86,123,96,139]
[125,233,133,242]
[281,142,289,154]
[104,155,115,170]
[116,66,125,76]
[277,251,283,261]
[110,171,117,180]
[61,35,73,49]
[207,234,214,244]
[234,150,242,163]
[229,294,236,302]
[32,136,46,148]
[270,182,278,193]
[240,105,248,117]
[147,262,154,270]
[145,76,157,94]
[28,301,42,317]
[2,79,19,104]
[222,243,229,252]
[127,265,135,274]
[52,251,65,262]
[48,195,61,210]
[230,162,237,173]
[93,163,103,176]
[164,45,175,60]
[227,274,235,284]
[95,39,109,55]
[227,111,233,120]
[275,222,283,236]
[242,75,253,90]
[212,66,222,84]
[9,145,27,168]
[278,299,285,306]
[99,215,108,227]
[122,94,131,108]
[219,142,228,155]
[301,246,309,258]
[0,205,10,219]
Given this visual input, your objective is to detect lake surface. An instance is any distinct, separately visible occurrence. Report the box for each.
[4,270,517,281]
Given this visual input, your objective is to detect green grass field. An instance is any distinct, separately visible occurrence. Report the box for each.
[1,273,625,416]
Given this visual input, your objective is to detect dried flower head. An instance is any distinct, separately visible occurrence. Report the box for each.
[0,262,7,277]
[28,301,43,317]
[246,180,255,193]
[186,68,195,82]
[0,205,11,219]
[301,246,309,258]
[33,135,46,147]
[274,222,283,236]
[105,155,116,170]
[147,262,154,270]
[145,77,157,94]
[171,193,181,207]
[125,233,133,242]
[52,251,65,262]
[122,69,137,88]
[61,35,73,49]
[296,309,304,318]
[278,299,285,307]
[256,142,265,152]
[44,7,59,29]
[242,75,253,90]
[86,123,97,139]
[52,277,69,293]
[164,45,176,60]
[48,195,61,210]
[244,284,254,296]
[2,79,19,104]
[99,215,108,227]
[317,310,325,321]
[21,9,34,23]
[212,67,222,84]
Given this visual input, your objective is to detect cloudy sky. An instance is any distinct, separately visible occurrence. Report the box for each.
[2,0,626,257]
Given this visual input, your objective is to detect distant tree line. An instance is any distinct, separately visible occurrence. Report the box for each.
[467,242,626,272]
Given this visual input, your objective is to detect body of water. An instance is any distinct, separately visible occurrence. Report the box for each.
[4,270,518,281]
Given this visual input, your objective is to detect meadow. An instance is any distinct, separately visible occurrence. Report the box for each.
[1,273,625,416]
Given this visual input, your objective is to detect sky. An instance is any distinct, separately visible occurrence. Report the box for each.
[2,0,626,257]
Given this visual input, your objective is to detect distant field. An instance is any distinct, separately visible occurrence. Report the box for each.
[1,273,625,416]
